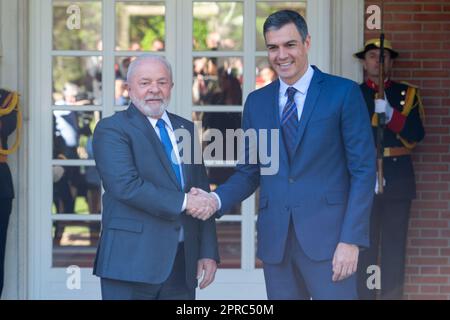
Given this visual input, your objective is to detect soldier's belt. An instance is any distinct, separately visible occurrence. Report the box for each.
[384,147,411,157]
[0,154,7,163]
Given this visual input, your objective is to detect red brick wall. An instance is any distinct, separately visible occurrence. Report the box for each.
[364,1,450,300]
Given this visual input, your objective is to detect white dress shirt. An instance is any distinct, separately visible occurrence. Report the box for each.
[278,64,314,120]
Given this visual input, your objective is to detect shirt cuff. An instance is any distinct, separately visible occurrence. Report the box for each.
[211,192,222,210]
[181,194,187,212]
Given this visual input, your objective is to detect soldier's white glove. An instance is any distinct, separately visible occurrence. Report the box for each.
[375,99,394,123]
[375,176,386,194]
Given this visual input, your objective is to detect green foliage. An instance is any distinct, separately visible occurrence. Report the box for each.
[130,15,165,50]
[193,18,208,50]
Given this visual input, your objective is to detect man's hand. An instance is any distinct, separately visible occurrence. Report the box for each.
[186,188,218,220]
[332,242,359,282]
[197,258,217,289]
[375,98,394,122]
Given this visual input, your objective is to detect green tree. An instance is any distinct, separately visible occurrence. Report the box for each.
[130,15,165,50]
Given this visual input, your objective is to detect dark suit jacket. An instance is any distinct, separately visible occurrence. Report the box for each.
[216,66,376,263]
[92,104,219,288]
[0,111,17,199]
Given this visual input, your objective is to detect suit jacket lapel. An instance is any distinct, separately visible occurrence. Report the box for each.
[292,66,324,156]
[126,104,180,189]
[270,80,281,128]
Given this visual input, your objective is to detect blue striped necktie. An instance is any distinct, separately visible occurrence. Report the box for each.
[156,119,182,188]
[281,87,299,159]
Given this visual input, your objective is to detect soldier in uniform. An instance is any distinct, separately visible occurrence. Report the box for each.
[354,39,425,299]
[0,89,18,296]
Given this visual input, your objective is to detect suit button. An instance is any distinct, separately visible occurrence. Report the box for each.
[175,226,181,231]
[393,157,397,162]
[289,178,295,183]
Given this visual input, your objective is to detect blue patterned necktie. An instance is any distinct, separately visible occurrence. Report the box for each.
[156,119,182,188]
[281,87,299,159]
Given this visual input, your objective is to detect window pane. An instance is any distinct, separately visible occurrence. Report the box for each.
[208,168,241,215]
[52,165,102,215]
[255,57,277,89]
[114,56,137,105]
[52,56,103,105]
[256,1,307,51]
[53,111,101,160]
[52,220,100,267]
[193,111,242,162]
[193,57,243,105]
[53,1,102,51]
[193,2,243,51]
[217,222,241,268]
[116,1,166,51]
[114,77,130,106]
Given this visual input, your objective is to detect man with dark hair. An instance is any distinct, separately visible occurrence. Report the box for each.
[354,39,425,300]
[190,10,376,299]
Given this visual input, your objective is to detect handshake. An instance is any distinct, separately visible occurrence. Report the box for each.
[186,187,219,221]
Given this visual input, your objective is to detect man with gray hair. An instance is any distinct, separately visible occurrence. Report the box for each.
[93,54,219,299]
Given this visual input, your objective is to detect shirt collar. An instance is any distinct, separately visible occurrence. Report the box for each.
[147,111,173,132]
[279,64,314,97]
[366,78,393,91]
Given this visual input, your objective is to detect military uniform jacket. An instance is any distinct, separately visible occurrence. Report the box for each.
[360,79,425,199]
[0,111,16,199]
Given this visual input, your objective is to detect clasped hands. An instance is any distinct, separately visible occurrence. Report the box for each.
[186,187,219,220]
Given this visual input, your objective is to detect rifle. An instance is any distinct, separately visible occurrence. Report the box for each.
[376,33,386,194]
